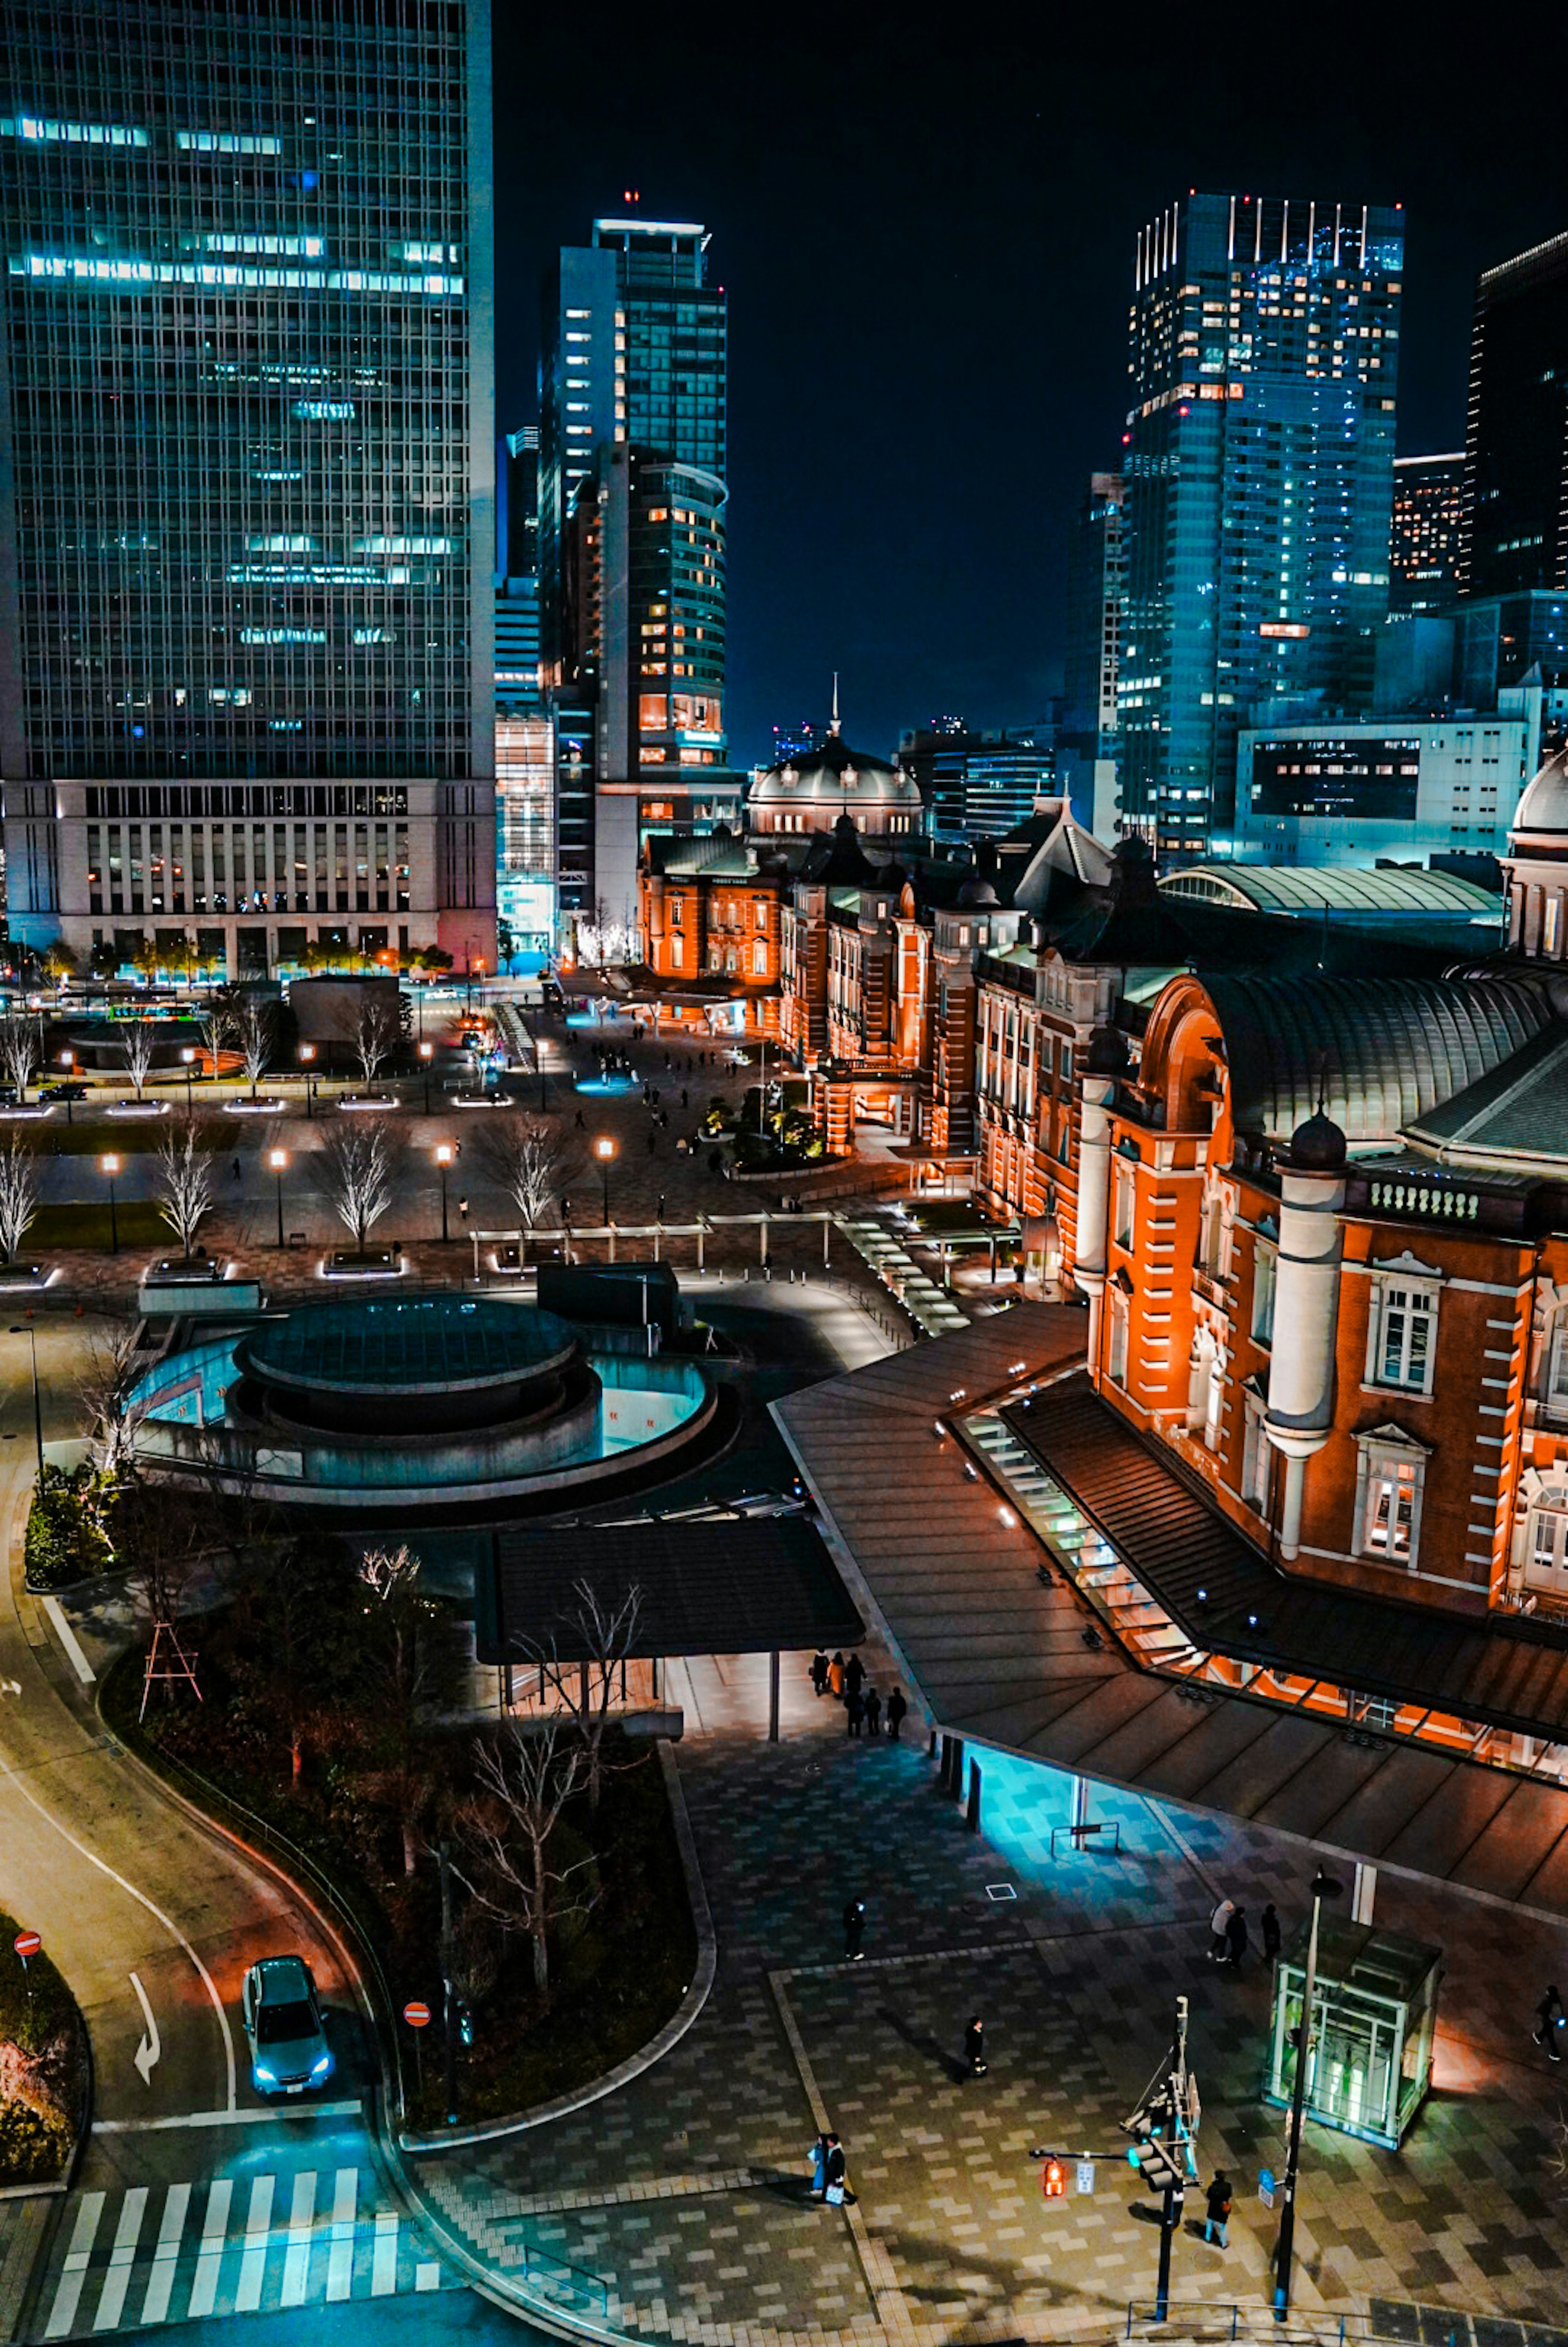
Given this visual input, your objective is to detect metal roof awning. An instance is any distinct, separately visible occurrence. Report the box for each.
[479,1518,864,1664]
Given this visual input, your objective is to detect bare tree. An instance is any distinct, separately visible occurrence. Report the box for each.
[354,994,399,1091]
[530,1576,643,1814]
[120,1017,157,1102]
[153,1118,215,1259]
[199,996,235,1078]
[321,1115,399,1254]
[78,1321,147,1483]
[0,1013,42,1103]
[0,1131,38,1264]
[234,994,274,1100]
[452,1717,597,1991]
[470,1111,582,1235]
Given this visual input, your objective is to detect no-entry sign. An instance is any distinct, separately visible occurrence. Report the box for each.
[13,1930,40,1960]
[402,2001,432,2029]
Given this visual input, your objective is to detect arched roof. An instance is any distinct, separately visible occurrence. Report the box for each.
[749,729,922,813]
[1203,972,1553,1142]
[1511,745,1568,841]
[1159,864,1502,918]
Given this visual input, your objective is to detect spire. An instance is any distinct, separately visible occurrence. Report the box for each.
[829,672,841,736]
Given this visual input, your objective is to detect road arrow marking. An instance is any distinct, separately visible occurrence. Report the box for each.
[129,1971,160,2085]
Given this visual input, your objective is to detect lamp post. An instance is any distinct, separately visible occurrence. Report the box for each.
[8,1323,43,1474]
[595,1134,615,1227]
[435,1142,454,1244]
[181,1044,196,1118]
[58,1049,75,1126]
[268,1146,287,1249]
[419,1040,433,1116]
[300,1043,316,1119]
[101,1153,120,1256]
[1273,1867,1344,2321]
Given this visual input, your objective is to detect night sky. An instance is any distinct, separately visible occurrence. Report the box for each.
[492,4,1566,770]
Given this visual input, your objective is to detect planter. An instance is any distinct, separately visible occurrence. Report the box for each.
[335,1094,398,1113]
[322,1248,404,1280]
[107,1100,168,1119]
[229,1097,286,1115]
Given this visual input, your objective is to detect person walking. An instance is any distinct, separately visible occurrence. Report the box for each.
[964,2015,987,2076]
[1203,2170,1232,2248]
[863,1686,882,1737]
[886,1687,907,1740]
[842,1898,866,1961]
[828,1652,845,1699]
[808,2132,829,2198]
[1261,1902,1282,1962]
[846,1686,864,1738]
[844,1652,865,1700]
[1534,1983,1565,2061]
[824,2134,852,2205]
[1224,1906,1249,1968]
[810,1649,829,1698]
[1208,1895,1236,1962]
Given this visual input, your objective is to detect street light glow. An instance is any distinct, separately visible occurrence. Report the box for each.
[267,1147,287,1172]
[100,1153,120,1176]
[435,1142,454,1167]
[595,1136,615,1162]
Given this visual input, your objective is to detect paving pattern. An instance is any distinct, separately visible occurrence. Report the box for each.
[418,1690,1568,2347]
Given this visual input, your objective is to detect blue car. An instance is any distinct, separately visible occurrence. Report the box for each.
[241,1955,334,2095]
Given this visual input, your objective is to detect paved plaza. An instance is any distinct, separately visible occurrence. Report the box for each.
[417,1684,1568,2347]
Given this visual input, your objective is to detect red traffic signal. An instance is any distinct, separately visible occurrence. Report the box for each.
[1042,2157,1066,2200]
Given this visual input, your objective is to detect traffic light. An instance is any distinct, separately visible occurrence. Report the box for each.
[1127,2140,1185,2194]
[1042,2157,1066,2200]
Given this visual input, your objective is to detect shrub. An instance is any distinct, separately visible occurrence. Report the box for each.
[23,1463,114,1592]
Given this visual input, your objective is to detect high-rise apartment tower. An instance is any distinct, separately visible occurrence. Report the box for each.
[1461,231,1568,600]
[1117,193,1402,860]
[0,0,496,977]
[1390,453,1463,614]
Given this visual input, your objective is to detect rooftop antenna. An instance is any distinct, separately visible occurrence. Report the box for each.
[829,672,840,736]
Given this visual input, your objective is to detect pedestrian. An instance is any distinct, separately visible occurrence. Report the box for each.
[647,1130,657,1153]
[964,2015,987,2076]
[842,1898,866,1961]
[1208,1896,1236,1962]
[846,1687,864,1738]
[231,1156,241,1180]
[1534,1984,1565,2061]
[824,2134,852,2205]
[808,2132,829,2198]
[844,1651,865,1700]
[864,1686,882,1736]
[1225,1906,1248,1968]
[682,1087,689,1108]
[810,1649,829,1698]
[1261,1903,1282,1962]
[1203,2170,1232,2248]
[886,1687,907,1740]
[576,1108,586,1129]
[828,1652,845,1698]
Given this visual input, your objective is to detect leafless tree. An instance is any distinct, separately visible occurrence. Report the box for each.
[77,1321,147,1484]
[530,1576,643,1814]
[321,1115,399,1254]
[0,1130,38,1264]
[120,1017,157,1102]
[0,1013,42,1103]
[153,1117,215,1258]
[234,994,274,1100]
[198,996,235,1077]
[354,994,399,1091]
[452,1716,597,1991]
[470,1111,582,1234]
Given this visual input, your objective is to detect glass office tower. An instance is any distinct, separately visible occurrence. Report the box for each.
[1390,453,1463,614]
[1461,230,1568,600]
[0,0,495,976]
[1118,194,1402,861]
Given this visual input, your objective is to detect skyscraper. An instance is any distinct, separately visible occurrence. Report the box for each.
[1058,471,1125,835]
[0,0,495,977]
[1117,193,1403,860]
[1389,453,1463,614]
[1461,230,1568,599]
[539,216,737,942]
[494,426,552,967]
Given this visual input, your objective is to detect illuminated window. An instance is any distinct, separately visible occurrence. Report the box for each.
[1367,1272,1438,1394]
[1356,1434,1427,1566]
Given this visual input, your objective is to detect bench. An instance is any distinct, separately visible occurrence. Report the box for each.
[1049,1820,1123,1857]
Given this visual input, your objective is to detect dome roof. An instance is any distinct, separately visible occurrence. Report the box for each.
[1085,1026,1130,1077]
[1511,745,1568,840]
[1288,1110,1347,1172]
[956,875,1000,909]
[750,727,922,814]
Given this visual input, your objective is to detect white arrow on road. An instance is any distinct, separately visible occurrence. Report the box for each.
[129,1971,161,2085]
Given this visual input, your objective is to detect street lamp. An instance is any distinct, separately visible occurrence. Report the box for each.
[268,1146,287,1249]
[435,1142,454,1244]
[1273,1867,1344,2321]
[8,1323,43,1474]
[181,1044,196,1118]
[101,1153,120,1256]
[299,1042,316,1119]
[595,1134,615,1225]
[419,1040,434,1115]
[58,1049,76,1126]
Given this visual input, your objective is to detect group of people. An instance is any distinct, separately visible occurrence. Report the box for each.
[811,1649,907,1742]
[1207,1895,1282,1969]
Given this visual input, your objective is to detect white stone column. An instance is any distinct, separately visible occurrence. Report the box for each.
[1074,1064,1119,1368]
[1264,1157,1346,1560]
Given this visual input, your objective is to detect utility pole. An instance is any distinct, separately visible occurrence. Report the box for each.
[437,1840,459,2126]
[1123,1995,1196,2324]
[1274,1870,1343,2320]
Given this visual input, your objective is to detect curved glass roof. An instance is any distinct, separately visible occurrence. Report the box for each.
[238,1293,576,1394]
[1206,973,1554,1141]
[1160,864,1502,917]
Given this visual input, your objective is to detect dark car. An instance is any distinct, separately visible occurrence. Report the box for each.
[39,1081,88,1103]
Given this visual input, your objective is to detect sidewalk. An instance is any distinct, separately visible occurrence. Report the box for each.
[415,1686,1568,2347]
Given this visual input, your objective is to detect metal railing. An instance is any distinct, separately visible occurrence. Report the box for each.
[1124,2306,1416,2346]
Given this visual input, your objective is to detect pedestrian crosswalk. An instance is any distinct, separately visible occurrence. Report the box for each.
[40,2168,451,2337]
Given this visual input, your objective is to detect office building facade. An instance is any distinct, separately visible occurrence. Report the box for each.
[1390,452,1463,614]
[1118,193,1402,861]
[1057,471,1124,836]
[494,424,552,965]
[900,722,1058,846]
[0,0,496,977]
[1461,231,1568,600]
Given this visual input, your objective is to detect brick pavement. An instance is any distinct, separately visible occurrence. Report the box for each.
[414,1686,1568,2346]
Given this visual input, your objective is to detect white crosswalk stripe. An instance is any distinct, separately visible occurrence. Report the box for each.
[39,2168,453,2335]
